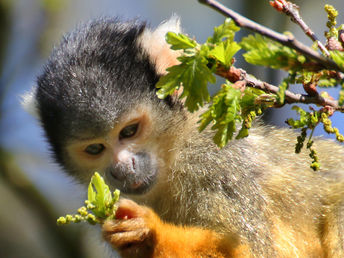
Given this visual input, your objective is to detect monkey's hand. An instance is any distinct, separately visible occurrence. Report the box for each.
[102,199,155,258]
[103,198,243,258]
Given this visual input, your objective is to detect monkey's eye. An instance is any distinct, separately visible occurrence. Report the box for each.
[84,144,105,155]
[119,123,139,140]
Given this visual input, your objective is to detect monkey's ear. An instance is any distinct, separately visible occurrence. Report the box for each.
[139,15,182,75]
[21,86,39,119]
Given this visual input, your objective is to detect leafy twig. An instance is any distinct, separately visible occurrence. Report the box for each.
[198,0,342,71]
[216,66,344,112]
[57,172,120,225]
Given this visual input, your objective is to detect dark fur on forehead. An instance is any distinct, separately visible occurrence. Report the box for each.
[36,17,180,163]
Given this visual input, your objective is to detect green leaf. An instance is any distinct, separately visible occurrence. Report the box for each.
[88,172,112,218]
[223,87,241,121]
[112,189,121,205]
[87,181,96,203]
[157,54,216,112]
[287,106,321,129]
[240,88,258,107]
[297,55,306,64]
[199,84,241,147]
[330,50,344,71]
[318,78,339,87]
[240,34,309,71]
[276,79,288,105]
[301,72,313,84]
[207,18,240,44]
[199,82,268,147]
[213,121,236,148]
[208,40,241,67]
[166,32,197,50]
[236,126,249,139]
[339,84,344,106]
[199,109,213,132]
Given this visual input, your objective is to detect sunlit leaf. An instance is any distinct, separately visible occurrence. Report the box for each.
[209,40,241,67]
[330,50,344,71]
[240,34,310,71]
[157,54,216,112]
[207,18,240,44]
[166,32,197,50]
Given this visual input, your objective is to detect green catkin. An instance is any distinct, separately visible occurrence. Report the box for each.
[57,172,120,226]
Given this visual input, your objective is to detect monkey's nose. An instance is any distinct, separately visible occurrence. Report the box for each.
[108,165,127,181]
[115,149,133,163]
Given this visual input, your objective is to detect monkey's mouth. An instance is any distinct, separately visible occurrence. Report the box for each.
[105,167,157,195]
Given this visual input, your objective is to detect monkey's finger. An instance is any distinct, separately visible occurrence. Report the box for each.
[106,228,152,248]
[116,198,148,219]
[103,218,146,233]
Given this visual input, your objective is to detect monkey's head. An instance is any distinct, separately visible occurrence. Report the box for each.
[22,17,186,195]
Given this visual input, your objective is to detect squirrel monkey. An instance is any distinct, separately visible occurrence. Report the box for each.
[22,17,344,257]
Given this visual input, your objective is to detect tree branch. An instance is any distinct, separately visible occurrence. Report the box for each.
[216,66,344,112]
[270,0,330,56]
[198,0,342,71]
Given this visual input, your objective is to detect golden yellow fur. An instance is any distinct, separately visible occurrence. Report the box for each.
[103,110,344,257]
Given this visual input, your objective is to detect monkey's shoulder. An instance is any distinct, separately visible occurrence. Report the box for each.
[181,122,344,179]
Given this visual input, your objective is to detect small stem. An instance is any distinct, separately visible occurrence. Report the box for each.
[270,0,330,56]
[308,127,315,143]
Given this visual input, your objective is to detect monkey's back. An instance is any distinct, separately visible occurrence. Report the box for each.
[254,125,344,256]
[149,120,344,256]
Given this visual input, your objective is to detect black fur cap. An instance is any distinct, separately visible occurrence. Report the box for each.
[36,18,178,163]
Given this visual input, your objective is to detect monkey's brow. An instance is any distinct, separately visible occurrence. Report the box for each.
[69,134,107,141]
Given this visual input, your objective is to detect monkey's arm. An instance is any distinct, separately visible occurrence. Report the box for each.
[103,199,248,258]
